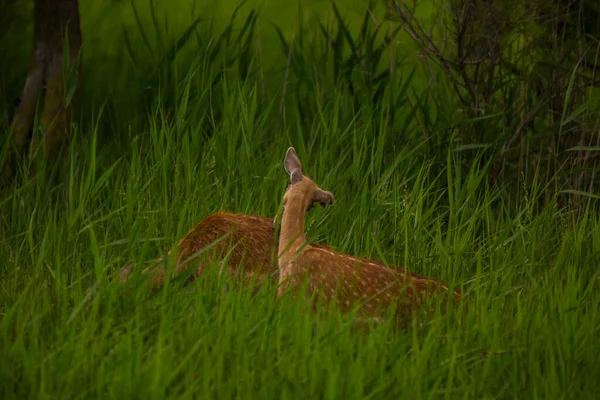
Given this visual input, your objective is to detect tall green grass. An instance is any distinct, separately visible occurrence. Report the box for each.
[1,1,600,398]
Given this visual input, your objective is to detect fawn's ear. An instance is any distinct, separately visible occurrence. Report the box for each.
[284,147,303,184]
[312,188,335,208]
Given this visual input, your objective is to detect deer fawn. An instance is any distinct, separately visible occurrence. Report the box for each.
[277,147,461,323]
[120,211,334,292]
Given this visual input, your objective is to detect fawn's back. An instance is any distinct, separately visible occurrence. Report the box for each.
[284,245,461,320]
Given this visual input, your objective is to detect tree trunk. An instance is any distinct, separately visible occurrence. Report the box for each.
[4,0,81,181]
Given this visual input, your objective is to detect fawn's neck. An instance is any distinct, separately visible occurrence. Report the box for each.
[278,196,307,267]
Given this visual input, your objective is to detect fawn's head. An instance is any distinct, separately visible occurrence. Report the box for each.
[282,147,335,212]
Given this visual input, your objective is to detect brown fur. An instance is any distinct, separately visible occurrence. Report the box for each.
[277,147,461,323]
[120,212,277,291]
[120,212,334,292]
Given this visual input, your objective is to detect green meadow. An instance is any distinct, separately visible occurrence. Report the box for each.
[1,0,599,398]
